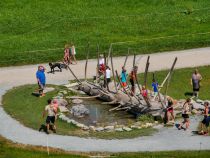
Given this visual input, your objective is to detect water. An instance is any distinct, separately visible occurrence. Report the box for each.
[66,99,135,126]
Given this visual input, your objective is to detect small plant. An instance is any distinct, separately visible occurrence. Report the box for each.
[137,114,154,123]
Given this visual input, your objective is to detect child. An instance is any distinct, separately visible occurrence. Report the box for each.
[70,43,77,64]
[199,102,210,135]
[166,97,175,123]
[64,44,70,64]
[129,66,138,96]
[152,79,159,100]
[121,66,128,88]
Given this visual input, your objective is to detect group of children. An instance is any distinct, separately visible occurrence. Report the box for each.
[63,43,77,65]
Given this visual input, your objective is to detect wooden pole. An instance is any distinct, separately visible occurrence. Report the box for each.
[85,42,90,81]
[123,48,129,68]
[133,53,136,68]
[144,56,150,89]
[96,43,100,83]
[110,48,118,92]
[107,43,112,66]
[164,57,178,102]
[104,52,107,90]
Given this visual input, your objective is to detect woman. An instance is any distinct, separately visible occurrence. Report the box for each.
[178,98,191,130]
[199,102,210,135]
[64,44,70,64]
[70,43,77,64]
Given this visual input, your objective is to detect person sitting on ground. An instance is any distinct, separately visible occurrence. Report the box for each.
[199,102,210,135]
[42,99,57,134]
[104,66,111,91]
[70,43,77,64]
[129,66,138,96]
[178,98,191,130]
[36,65,46,97]
[64,44,71,64]
[191,69,202,100]
[166,97,175,123]
[120,66,128,88]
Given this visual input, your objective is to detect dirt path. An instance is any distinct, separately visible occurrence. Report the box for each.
[0,47,210,152]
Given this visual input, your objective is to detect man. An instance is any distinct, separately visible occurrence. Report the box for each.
[191,69,202,100]
[36,65,46,97]
[42,99,57,134]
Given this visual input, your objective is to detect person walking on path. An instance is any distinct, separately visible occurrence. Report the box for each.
[120,66,128,88]
[166,97,175,123]
[199,102,210,135]
[70,43,77,64]
[64,44,71,64]
[178,98,191,130]
[36,65,46,97]
[42,99,57,134]
[191,69,202,100]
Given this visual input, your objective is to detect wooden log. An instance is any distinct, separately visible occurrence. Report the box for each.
[70,95,100,99]
[64,62,82,84]
[85,42,90,81]
[144,56,150,88]
[110,48,118,92]
[133,53,136,67]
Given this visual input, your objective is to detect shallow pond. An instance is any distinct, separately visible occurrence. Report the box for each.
[66,99,135,126]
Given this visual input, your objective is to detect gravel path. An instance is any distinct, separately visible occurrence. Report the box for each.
[1,47,210,152]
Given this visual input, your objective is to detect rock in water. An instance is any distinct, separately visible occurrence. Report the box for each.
[70,104,89,117]
[56,98,68,107]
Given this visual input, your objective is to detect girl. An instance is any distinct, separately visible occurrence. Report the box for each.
[70,43,77,64]
[64,44,70,64]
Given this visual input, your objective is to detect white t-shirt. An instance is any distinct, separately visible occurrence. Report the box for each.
[45,104,56,117]
[99,58,104,65]
[106,69,111,79]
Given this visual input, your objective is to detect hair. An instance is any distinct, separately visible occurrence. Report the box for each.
[49,63,53,66]
[204,102,209,106]
[186,98,191,103]
[47,99,52,104]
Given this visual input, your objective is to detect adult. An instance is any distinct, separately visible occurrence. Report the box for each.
[166,97,175,123]
[199,102,210,135]
[36,65,46,97]
[178,98,191,130]
[121,66,128,88]
[191,69,202,99]
[70,43,77,64]
[42,99,57,134]
[64,44,70,64]
[129,66,138,96]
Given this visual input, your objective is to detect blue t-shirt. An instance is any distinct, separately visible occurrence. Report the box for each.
[152,82,158,92]
[36,70,46,85]
[121,71,127,83]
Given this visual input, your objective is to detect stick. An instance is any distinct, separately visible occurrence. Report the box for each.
[70,95,100,99]
[133,53,136,67]
[110,48,118,92]
[123,48,129,68]
[164,57,178,102]
[85,42,90,81]
[96,44,100,84]
[159,72,170,91]
[107,43,112,66]
[104,53,108,90]
[144,56,150,88]
[63,62,82,84]
[109,105,122,112]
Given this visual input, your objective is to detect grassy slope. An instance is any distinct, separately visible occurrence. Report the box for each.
[1,0,210,66]
[2,84,156,139]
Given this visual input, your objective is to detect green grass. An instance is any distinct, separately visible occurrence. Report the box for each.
[139,65,210,100]
[2,84,156,139]
[1,135,210,158]
[1,0,210,66]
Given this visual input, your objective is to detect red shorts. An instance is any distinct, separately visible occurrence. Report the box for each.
[122,82,127,87]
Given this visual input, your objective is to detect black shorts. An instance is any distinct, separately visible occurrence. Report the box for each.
[106,78,111,83]
[46,116,55,124]
[193,88,199,92]
[130,79,134,87]
[182,114,189,119]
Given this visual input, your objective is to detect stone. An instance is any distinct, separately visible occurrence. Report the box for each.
[104,126,115,131]
[192,103,204,110]
[115,128,123,132]
[82,126,89,130]
[76,123,85,128]
[59,106,69,113]
[89,126,96,131]
[65,83,79,88]
[130,125,139,129]
[196,99,204,104]
[56,98,68,107]
[123,127,132,132]
[43,87,55,93]
[95,127,104,132]
[192,109,198,114]
[70,104,89,117]
[72,99,83,104]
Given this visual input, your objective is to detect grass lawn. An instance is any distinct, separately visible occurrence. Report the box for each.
[139,65,210,100]
[1,0,210,66]
[1,135,210,158]
[2,84,156,139]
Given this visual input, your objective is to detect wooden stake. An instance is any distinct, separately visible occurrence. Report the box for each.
[123,48,129,68]
[144,56,150,89]
[85,42,90,81]
[110,48,118,92]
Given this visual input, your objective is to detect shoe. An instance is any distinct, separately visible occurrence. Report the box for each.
[46,131,49,134]
[53,129,57,133]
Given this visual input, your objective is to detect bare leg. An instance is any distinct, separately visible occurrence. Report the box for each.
[46,124,50,134]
